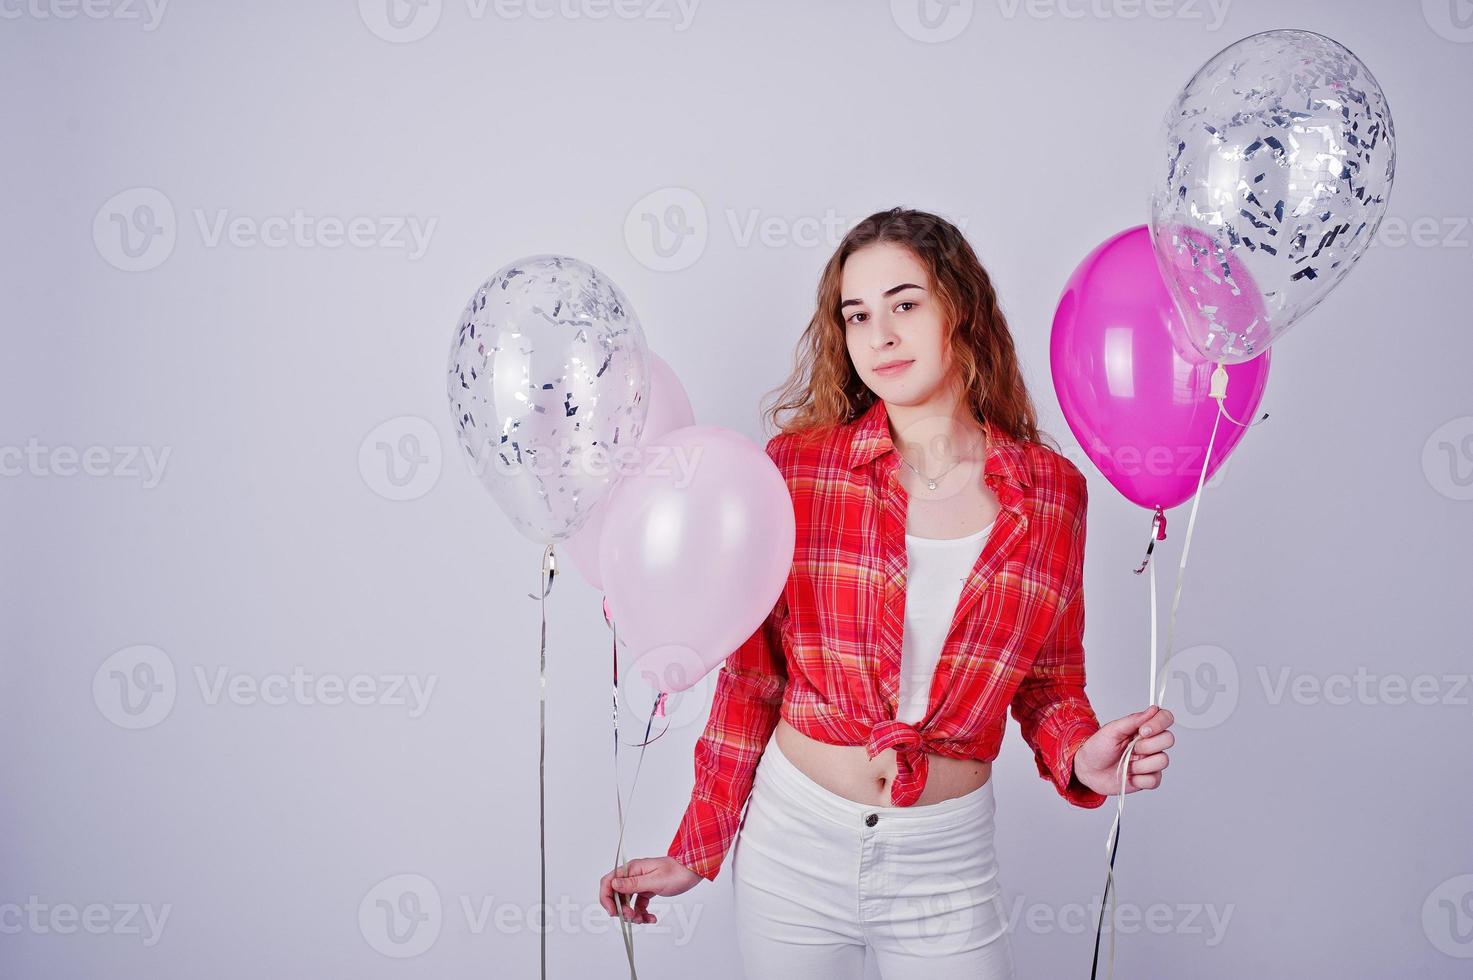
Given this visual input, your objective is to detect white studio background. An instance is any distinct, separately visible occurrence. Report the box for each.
[3,1,1471,977]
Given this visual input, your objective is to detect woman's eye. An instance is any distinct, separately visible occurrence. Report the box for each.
[847,312,867,325]
[897,301,916,313]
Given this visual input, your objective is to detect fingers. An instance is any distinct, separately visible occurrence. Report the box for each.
[1128,751,1169,775]
[601,863,638,917]
[1138,707,1174,736]
[601,862,661,924]
[610,863,652,895]
[1110,707,1175,793]
[615,892,657,924]
[1102,704,1172,741]
[598,870,616,915]
[1132,728,1175,756]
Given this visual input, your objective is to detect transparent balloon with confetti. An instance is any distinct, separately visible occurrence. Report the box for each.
[1149,28,1396,364]
[446,254,651,544]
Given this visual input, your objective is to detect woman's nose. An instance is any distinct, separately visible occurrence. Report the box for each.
[868,320,898,349]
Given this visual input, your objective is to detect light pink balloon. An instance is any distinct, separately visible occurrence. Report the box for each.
[599,426,794,695]
[561,350,694,589]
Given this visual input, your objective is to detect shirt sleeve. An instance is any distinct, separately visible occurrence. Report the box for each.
[1009,467,1108,809]
[665,590,789,881]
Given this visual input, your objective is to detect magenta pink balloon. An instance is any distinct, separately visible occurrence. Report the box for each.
[599,425,794,695]
[1051,226,1272,511]
[562,350,695,590]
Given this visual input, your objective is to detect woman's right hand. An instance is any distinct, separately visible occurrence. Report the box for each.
[599,857,703,923]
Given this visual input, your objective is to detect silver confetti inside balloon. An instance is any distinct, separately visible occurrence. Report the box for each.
[447,254,650,544]
[1149,29,1396,364]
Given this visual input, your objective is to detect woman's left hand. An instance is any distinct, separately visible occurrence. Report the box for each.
[1072,704,1175,797]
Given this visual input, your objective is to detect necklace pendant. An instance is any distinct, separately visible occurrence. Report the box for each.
[926,479,938,490]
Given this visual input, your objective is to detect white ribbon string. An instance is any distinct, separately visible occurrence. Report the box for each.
[606,598,670,978]
[1091,364,1267,979]
[525,543,557,980]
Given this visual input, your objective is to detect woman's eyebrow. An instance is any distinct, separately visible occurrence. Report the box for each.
[839,283,925,309]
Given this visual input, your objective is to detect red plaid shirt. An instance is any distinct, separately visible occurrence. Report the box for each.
[667,397,1107,882]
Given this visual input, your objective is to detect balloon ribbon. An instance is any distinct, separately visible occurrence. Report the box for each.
[526,543,556,980]
[1091,364,1268,979]
[605,599,670,977]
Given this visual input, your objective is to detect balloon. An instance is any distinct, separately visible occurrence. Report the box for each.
[561,349,695,589]
[1150,28,1396,364]
[599,426,794,695]
[446,254,650,544]
[1052,226,1272,511]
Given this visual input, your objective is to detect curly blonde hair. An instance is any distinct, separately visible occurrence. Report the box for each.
[761,206,1056,452]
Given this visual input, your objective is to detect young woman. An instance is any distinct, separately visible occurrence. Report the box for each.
[599,208,1176,979]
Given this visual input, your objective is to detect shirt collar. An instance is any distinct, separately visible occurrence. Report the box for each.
[843,397,1032,491]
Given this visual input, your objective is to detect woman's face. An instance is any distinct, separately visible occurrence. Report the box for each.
[840,242,953,406]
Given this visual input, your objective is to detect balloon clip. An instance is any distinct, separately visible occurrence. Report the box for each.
[526,543,557,600]
[1132,507,1167,575]
[1209,362,1230,400]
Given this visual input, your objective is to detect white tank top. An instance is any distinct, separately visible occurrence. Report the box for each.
[896,520,995,723]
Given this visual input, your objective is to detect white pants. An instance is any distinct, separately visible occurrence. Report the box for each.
[730,730,1016,980]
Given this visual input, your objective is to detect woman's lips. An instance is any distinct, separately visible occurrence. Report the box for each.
[874,360,914,376]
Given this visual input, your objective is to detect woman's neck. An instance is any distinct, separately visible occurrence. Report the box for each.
[883,390,985,471]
